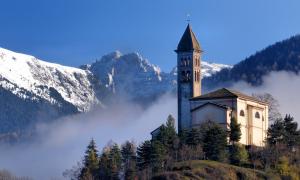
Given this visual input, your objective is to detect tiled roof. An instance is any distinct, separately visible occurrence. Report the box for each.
[176,24,202,52]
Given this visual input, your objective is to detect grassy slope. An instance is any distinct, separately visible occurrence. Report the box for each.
[152,160,280,180]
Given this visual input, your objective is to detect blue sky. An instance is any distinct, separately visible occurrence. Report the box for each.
[1,0,300,71]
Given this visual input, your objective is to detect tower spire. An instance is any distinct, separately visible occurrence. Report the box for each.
[176,24,202,53]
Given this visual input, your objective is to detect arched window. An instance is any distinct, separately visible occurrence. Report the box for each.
[240,110,245,117]
[181,71,186,81]
[187,71,191,80]
[255,112,260,119]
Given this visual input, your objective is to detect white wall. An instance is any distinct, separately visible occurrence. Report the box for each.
[237,98,268,146]
[191,104,228,126]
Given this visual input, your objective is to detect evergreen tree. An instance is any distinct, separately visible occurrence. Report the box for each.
[229,117,247,165]
[121,141,137,180]
[229,117,241,144]
[79,139,99,180]
[99,150,110,179]
[178,128,189,145]
[150,140,168,173]
[229,143,248,166]
[109,144,122,180]
[201,121,227,161]
[137,140,152,170]
[267,119,285,145]
[268,114,300,149]
[283,114,300,148]
[186,128,201,147]
[155,115,177,149]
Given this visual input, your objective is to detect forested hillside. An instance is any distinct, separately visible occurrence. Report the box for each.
[203,35,300,89]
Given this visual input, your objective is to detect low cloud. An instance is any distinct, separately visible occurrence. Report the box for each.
[0,94,177,179]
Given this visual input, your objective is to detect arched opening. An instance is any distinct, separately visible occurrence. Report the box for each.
[255,112,260,119]
[187,71,191,80]
[240,110,245,117]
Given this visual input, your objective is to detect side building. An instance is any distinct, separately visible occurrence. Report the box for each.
[190,88,269,147]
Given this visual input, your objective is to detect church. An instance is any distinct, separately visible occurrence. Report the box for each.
[175,24,269,147]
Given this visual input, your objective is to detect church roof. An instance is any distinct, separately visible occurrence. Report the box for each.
[190,88,268,105]
[176,24,202,52]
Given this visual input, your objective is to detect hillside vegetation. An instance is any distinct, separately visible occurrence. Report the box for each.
[65,115,300,180]
[153,160,279,180]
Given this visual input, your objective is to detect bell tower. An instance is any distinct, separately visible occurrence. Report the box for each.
[175,24,202,132]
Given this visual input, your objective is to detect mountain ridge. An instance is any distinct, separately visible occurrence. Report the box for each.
[203,34,300,89]
[0,47,230,137]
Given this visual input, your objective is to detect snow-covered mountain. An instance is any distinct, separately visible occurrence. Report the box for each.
[82,51,232,104]
[0,47,106,137]
[0,47,230,139]
[0,47,100,112]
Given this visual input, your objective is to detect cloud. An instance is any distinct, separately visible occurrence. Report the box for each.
[230,71,300,123]
[0,94,177,180]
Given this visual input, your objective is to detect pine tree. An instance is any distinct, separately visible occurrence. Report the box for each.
[99,151,110,179]
[155,115,177,149]
[229,117,241,144]
[178,128,189,145]
[79,139,99,180]
[186,128,201,147]
[109,144,122,180]
[267,115,300,148]
[267,119,285,145]
[151,140,168,173]
[283,114,300,148]
[201,121,227,161]
[228,117,247,165]
[121,141,137,180]
[137,140,152,170]
[229,143,248,166]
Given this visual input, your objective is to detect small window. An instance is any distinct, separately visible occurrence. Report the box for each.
[186,71,191,80]
[240,110,245,117]
[255,112,260,119]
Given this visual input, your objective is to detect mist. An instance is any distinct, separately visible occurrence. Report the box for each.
[230,71,300,123]
[0,94,177,179]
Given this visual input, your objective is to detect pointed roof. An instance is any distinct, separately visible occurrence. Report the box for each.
[176,24,202,52]
[190,88,268,105]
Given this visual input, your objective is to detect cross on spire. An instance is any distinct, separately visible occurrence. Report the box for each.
[186,13,191,23]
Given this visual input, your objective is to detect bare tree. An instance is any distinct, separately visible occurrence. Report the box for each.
[253,93,282,123]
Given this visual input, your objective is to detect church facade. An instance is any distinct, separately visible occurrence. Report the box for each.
[176,24,269,147]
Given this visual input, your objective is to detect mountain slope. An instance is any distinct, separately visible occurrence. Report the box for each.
[203,35,300,89]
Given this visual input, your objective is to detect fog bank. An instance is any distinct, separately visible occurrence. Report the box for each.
[0,94,177,179]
